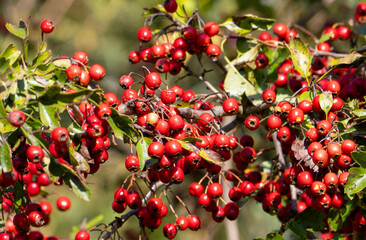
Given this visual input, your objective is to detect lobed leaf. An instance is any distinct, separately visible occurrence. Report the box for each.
[232,14,275,33]
[5,21,27,39]
[108,108,138,142]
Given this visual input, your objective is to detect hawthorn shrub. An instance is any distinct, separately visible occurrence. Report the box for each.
[1,1,366,239]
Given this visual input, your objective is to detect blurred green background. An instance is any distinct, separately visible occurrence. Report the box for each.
[0,0,360,239]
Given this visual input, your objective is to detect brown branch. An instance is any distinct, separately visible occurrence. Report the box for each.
[181,64,222,97]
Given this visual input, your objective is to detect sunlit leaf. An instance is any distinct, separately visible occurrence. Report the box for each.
[38,85,95,107]
[136,137,152,171]
[331,52,364,67]
[39,103,60,128]
[285,38,312,79]
[319,93,333,117]
[351,151,366,168]
[63,174,91,201]
[5,21,27,39]
[0,140,12,173]
[232,14,275,33]
[108,108,138,142]
[345,167,366,199]
[224,67,262,105]
[318,33,332,43]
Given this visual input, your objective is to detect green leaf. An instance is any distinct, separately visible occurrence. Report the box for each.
[319,93,333,118]
[298,90,312,102]
[331,52,364,67]
[288,208,325,238]
[328,209,342,231]
[0,140,12,173]
[39,103,60,129]
[0,44,22,74]
[52,58,72,69]
[345,167,366,199]
[136,137,152,171]
[223,67,262,106]
[179,137,202,143]
[232,14,275,33]
[108,108,138,142]
[69,146,90,172]
[85,214,104,229]
[351,151,366,168]
[5,21,27,39]
[32,49,52,69]
[220,18,251,35]
[236,38,251,53]
[340,198,356,222]
[228,44,260,68]
[63,174,91,201]
[265,232,284,240]
[38,85,94,108]
[0,100,16,133]
[318,33,332,43]
[354,109,366,119]
[285,38,312,79]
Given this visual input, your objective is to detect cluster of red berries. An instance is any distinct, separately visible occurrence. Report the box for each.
[128,0,220,76]
[0,109,85,239]
[64,51,105,87]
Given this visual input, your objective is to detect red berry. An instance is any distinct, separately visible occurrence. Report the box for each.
[89,64,105,81]
[26,145,44,163]
[148,142,165,159]
[297,171,313,189]
[56,196,71,211]
[273,23,288,39]
[317,42,331,52]
[288,108,304,125]
[128,50,140,63]
[267,115,282,129]
[66,65,82,82]
[189,182,204,197]
[28,211,45,227]
[9,110,26,127]
[245,116,260,131]
[125,155,140,172]
[258,32,272,41]
[341,139,356,154]
[164,0,178,13]
[163,223,177,239]
[39,200,52,215]
[119,75,134,89]
[310,181,326,196]
[73,51,89,66]
[137,27,152,42]
[277,126,291,142]
[188,215,201,231]
[255,53,269,69]
[75,230,90,240]
[206,43,221,59]
[312,149,329,167]
[204,22,220,37]
[145,72,161,90]
[262,88,276,104]
[207,182,223,198]
[317,120,332,136]
[40,19,54,33]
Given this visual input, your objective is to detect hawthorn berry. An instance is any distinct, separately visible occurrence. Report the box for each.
[56,196,71,211]
[9,110,26,127]
[262,89,276,104]
[75,230,90,240]
[137,26,152,42]
[89,64,105,81]
[40,19,54,33]
[164,0,178,13]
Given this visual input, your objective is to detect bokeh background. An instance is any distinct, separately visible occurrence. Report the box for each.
[0,0,360,239]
